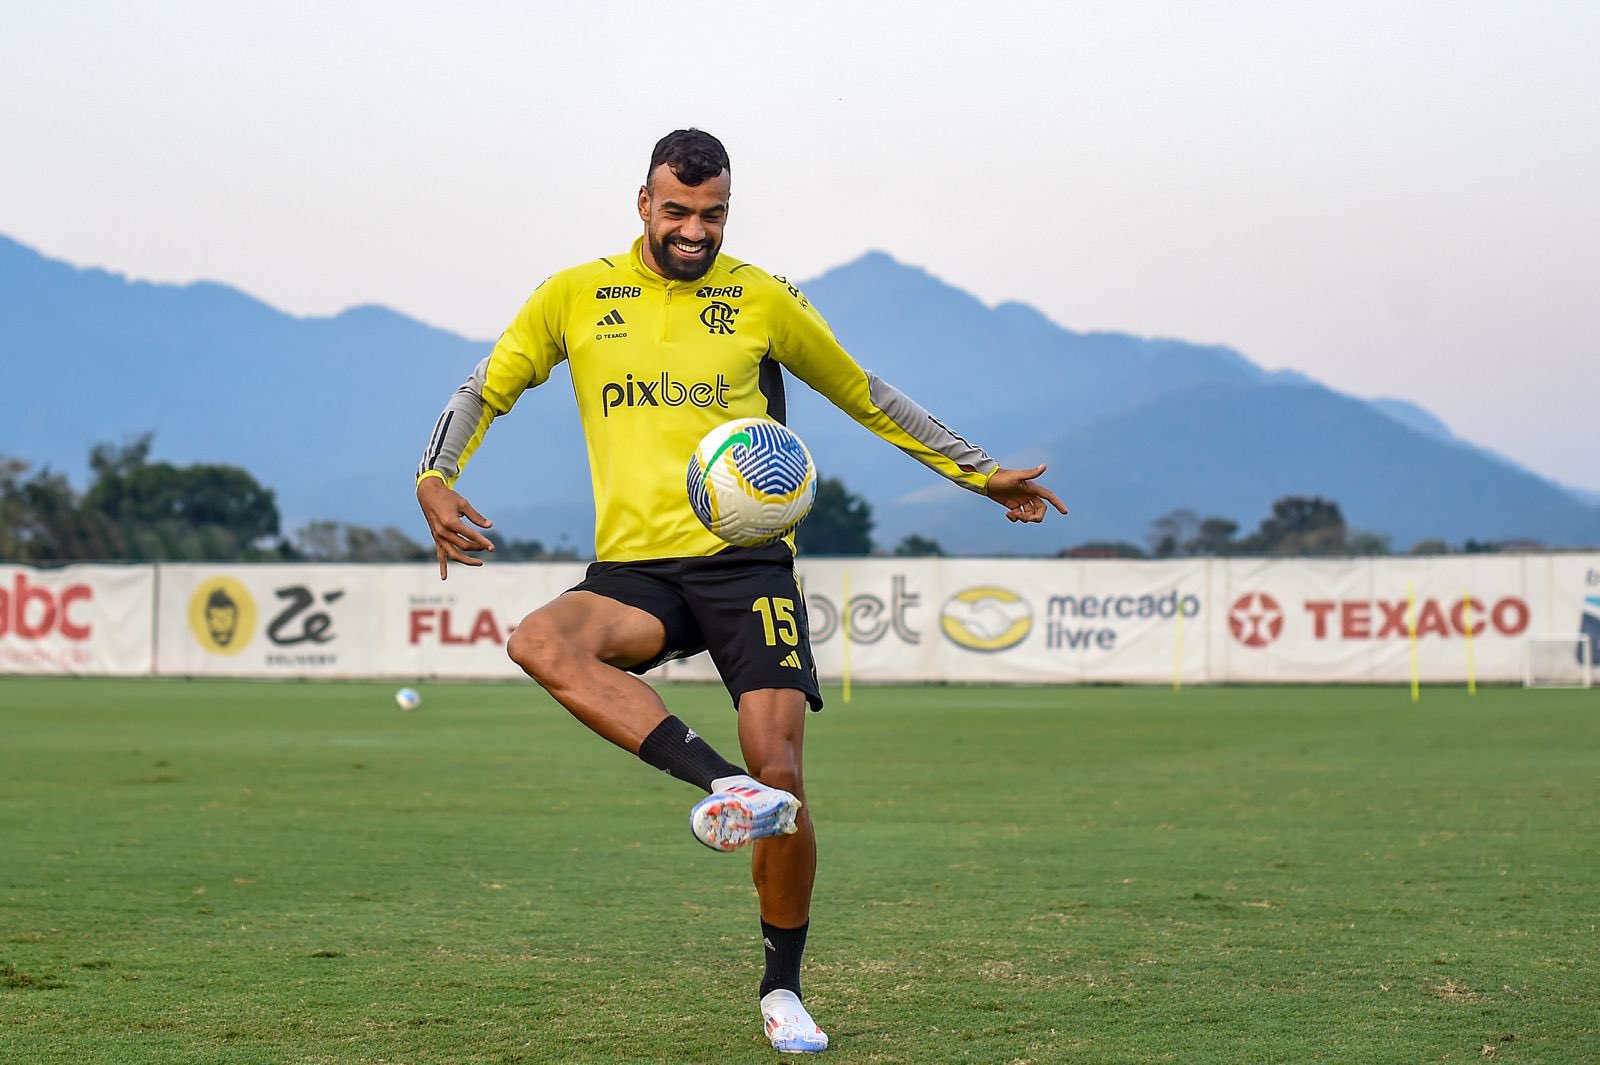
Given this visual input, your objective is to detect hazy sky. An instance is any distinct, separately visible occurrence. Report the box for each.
[4,1,1597,491]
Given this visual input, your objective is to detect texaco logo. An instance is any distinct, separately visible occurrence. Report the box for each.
[1229,593,1284,648]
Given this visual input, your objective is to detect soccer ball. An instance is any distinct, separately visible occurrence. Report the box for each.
[394,687,421,712]
[687,418,817,547]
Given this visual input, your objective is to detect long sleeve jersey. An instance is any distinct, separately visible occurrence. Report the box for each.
[417,238,998,562]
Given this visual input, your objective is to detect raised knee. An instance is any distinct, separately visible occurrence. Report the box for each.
[506,615,568,686]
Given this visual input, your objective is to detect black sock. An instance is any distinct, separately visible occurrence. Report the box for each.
[760,918,809,1000]
[637,715,744,793]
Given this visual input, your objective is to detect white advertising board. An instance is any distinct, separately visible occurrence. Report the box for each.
[7,554,1595,685]
[0,565,154,675]
[787,558,1210,685]
[155,564,388,678]
[385,562,588,678]
[1214,556,1539,683]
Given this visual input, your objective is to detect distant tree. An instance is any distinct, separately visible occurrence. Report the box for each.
[483,531,583,561]
[1185,517,1240,556]
[1061,540,1147,559]
[0,437,296,562]
[295,521,430,562]
[1146,508,1199,558]
[1238,496,1349,556]
[1409,538,1450,555]
[1462,538,1501,554]
[84,434,281,551]
[1147,509,1240,557]
[1345,531,1392,556]
[796,477,874,555]
[0,457,119,561]
[892,533,944,557]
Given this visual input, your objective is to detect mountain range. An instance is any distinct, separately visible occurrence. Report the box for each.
[2,234,1596,554]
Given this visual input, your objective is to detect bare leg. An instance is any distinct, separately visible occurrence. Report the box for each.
[506,591,674,753]
[737,688,816,927]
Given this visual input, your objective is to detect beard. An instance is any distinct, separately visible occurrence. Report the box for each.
[648,230,719,281]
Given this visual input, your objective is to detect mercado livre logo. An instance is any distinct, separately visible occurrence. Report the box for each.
[939,586,1033,652]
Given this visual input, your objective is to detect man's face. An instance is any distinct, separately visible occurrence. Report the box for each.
[638,163,730,281]
[206,605,238,646]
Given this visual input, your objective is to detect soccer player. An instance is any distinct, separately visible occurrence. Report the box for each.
[415,129,1066,1053]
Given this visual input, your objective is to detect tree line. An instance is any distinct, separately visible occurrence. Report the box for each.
[1067,498,1515,559]
[2,438,1511,564]
[0,435,447,564]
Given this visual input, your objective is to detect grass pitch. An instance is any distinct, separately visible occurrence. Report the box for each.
[1,678,1596,1064]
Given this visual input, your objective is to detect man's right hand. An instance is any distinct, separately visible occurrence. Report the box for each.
[416,475,494,580]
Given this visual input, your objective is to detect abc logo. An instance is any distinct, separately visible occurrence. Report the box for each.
[940,586,1033,652]
[0,573,92,641]
[188,577,258,656]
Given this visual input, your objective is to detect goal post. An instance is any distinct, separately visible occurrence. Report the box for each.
[1524,634,1594,689]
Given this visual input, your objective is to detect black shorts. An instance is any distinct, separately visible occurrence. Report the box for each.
[569,542,823,712]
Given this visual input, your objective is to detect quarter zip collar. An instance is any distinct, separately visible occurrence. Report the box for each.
[628,236,721,290]
[629,237,677,290]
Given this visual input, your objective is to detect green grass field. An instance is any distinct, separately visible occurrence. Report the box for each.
[1,678,1596,1064]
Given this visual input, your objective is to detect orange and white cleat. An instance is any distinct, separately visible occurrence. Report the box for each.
[690,774,801,852]
[760,989,828,1053]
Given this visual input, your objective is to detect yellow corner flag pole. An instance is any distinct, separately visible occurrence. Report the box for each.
[1172,594,1185,692]
[1407,580,1421,702]
[1463,591,1477,696]
[841,570,852,705]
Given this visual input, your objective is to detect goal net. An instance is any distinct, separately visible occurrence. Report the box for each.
[1524,634,1594,689]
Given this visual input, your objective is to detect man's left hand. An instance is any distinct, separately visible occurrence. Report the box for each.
[986,464,1068,523]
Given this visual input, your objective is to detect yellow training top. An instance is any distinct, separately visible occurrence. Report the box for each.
[418,239,998,562]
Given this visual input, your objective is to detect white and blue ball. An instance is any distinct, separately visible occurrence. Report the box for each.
[394,687,421,712]
[687,418,817,547]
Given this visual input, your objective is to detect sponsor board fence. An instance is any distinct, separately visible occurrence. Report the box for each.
[3,556,1598,684]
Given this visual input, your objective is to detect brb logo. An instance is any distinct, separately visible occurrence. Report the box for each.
[0,573,93,641]
[1229,593,1284,648]
[601,372,730,416]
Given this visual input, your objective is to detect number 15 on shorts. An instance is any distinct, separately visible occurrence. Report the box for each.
[752,596,798,647]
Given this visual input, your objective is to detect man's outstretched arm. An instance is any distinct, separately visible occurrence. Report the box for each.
[762,271,1069,524]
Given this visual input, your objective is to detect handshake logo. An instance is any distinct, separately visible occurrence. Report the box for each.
[600,372,731,417]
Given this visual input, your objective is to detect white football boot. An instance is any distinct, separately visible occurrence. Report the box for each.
[689,774,801,852]
[760,989,829,1053]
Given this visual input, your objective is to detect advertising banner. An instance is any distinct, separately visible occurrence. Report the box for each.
[386,562,588,679]
[0,565,153,675]
[1214,556,1539,683]
[1539,554,1600,676]
[8,554,1595,685]
[758,558,1208,686]
[155,564,387,677]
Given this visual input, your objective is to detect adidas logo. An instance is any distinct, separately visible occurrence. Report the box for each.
[596,308,626,327]
[780,651,802,669]
[685,727,699,743]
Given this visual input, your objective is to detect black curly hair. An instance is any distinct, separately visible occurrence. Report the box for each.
[647,129,730,188]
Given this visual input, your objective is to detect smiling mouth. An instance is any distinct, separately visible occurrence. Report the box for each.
[672,239,708,256]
